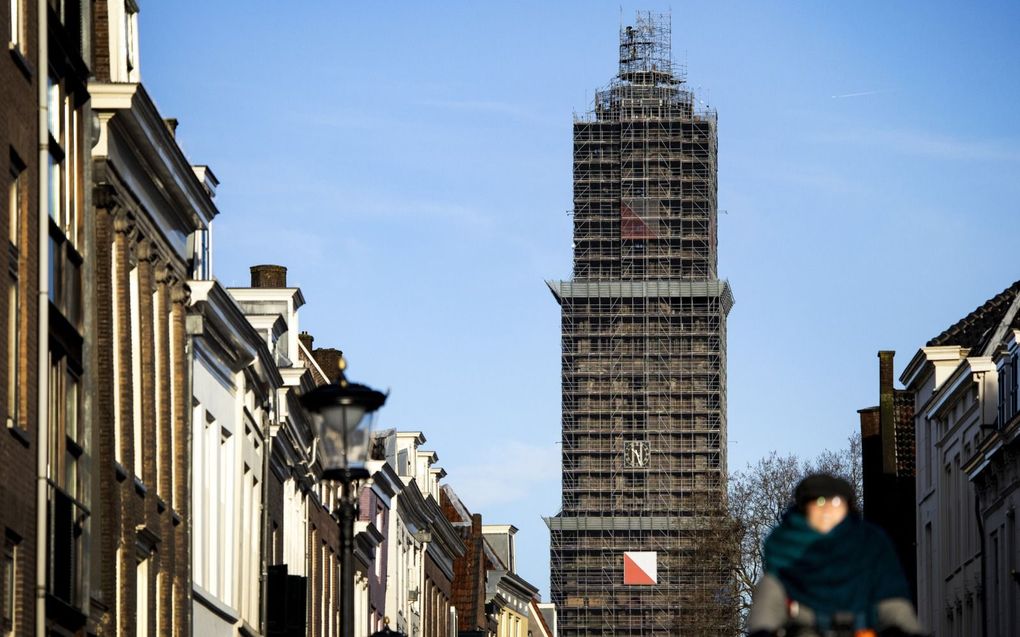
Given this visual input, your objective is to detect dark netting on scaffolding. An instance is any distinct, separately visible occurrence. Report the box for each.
[548,10,736,637]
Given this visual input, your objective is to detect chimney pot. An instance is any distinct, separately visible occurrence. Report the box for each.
[250,264,287,288]
[312,347,344,383]
[164,117,179,137]
[298,331,314,352]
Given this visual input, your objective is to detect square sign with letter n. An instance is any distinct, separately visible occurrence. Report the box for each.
[623,551,657,585]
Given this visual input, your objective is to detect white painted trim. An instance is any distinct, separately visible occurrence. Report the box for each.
[900,345,968,390]
[926,357,995,420]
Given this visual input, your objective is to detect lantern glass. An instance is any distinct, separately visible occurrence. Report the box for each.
[300,380,386,480]
[315,403,371,472]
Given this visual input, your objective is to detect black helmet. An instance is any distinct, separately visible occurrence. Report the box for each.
[794,473,856,513]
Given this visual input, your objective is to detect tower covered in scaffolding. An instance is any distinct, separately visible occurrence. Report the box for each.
[546,12,734,636]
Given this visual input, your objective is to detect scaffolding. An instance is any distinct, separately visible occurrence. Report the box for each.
[548,12,734,636]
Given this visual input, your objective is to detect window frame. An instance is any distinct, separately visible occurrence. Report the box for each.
[2,534,19,636]
[1007,352,1015,417]
[5,158,22,433]
[47,350,83,498]
[129,264,142,476]
[8,0,23,53]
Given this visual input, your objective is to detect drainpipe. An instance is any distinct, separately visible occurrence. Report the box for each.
[260,410,272,636]
[35,1,50,635]
[975,371,989,637]
[976,492,987,637]
[184,313,199,633]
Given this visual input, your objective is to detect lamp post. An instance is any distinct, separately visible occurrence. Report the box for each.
[300,363,386,637]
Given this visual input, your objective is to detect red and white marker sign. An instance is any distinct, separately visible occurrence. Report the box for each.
[623,551,657,585]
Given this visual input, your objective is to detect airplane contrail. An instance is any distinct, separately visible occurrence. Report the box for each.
[831,89,888,99]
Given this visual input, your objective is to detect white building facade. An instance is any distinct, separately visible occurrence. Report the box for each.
[967,324,1020,637]
[229,266,324,635]
[379,430,465,637]
[189,278,281,636]
[902,283,1020,637]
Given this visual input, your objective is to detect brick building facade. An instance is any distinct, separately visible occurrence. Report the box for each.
[1,1,42,635]
[1,4,555,636]
[858,351,917,602]
[2,1,92,635]
[88,3,217,632]
[89,90,213,637]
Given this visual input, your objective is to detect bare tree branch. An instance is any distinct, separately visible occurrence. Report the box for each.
[723,432,863,627]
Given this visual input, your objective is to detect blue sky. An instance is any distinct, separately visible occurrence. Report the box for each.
[140,1,1020,597]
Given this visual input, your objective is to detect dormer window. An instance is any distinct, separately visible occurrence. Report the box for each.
[125,2,138,71]
[998,352,1018,428]
[112,0,140,82]
[190,227,211,280]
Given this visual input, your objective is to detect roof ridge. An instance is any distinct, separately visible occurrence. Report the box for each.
[926,279,1020,349]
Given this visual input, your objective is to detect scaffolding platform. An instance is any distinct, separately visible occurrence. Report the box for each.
[548,11,734,636]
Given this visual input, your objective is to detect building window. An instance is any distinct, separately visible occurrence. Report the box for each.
[2,535,17,636]
[129,266,142,475]
[5,281,16,431]
[111,241,122,463]
[999,352,1019,428]
[240,465,251,617]
[6,161,19,248]
[47,353,83,498]
[219,426,234,604]
[204,410,218,593]
[136,551,149,637]
[121,1,139,80]
[152,288,161,484]
[991,529,1000,637]
[1007,354,1015,419]
[240,470,260,623]
[5,160,22,431]
[190,229,211,280]
[46,75,84,329]
[190,401,203,586]
[7,0,22,52]
[63,368,81,492]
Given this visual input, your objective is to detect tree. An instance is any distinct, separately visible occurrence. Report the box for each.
[725,432,863,622]
[727,451,803,618]
[682,502,743,636]
[805,432,863,511]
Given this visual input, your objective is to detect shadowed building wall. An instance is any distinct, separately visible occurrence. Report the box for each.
[859,350,917,603]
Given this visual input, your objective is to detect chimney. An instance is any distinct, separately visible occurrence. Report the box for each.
[298,331,314,353]
[163,117,179,137]
[250,264,287,288]
[878,350,895,395]
[192,165,219,198]
[312,347,344,383]
[878,351,896,474]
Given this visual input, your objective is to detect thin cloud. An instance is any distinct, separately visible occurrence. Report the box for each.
[816,127,1020,162]
[228,170,497,231]
[451,440,559,509]
[345,193,496,230]
[212,220,365,273]
[419,98,529,117]
[830,89,890,99]
[291,108,396,131]
[417,97,556,125]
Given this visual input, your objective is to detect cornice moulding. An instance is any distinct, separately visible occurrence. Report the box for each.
[900,345,969,390]
[90,82,218,232]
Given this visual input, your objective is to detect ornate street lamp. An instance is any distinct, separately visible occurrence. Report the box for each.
[300,360,386,637]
